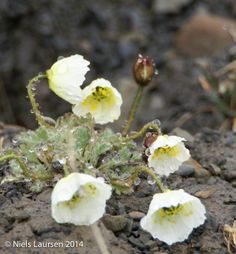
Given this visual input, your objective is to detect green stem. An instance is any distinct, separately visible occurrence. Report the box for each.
[123,121,162,141]
[122,86,143,136]
[0,154,31,178]
[138,165,166,192]
[27,74,52,128]
[63,165,70,176]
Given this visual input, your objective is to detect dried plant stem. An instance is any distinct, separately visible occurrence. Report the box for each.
[27,74,52,128]
[124,121,162,141]
[122,86,143,136]
[138,165,166,192]
[91,223,110,254]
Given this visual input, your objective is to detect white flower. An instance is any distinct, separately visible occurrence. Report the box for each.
[140,189,206,245]
[148,135,190,176]
[51,173,112,225]
[72,78,123,124]
[46,54,90,104]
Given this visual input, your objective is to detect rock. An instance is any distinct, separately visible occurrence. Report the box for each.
[223,158,236,171]
[153,0,192,14]
[194,188,216,199]
[128,236,145,250]
[208,163,221,176]
[102,214,129,233]
[222,169,236,182]
[231,181,236,188]
[145,239,158,249]
[177,164,195,177]
[128,211,145,220]
[171,127,195,142]
[175,14,236,57]
[184,159,211,178]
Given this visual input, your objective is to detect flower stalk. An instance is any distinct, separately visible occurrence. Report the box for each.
[122,86,143,136]
[123,121,162,141]
[138,165,166,193]
[27,74,52,128]
[0,153,30,178]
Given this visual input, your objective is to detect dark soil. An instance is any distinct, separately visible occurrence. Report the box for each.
[0,127,235,254]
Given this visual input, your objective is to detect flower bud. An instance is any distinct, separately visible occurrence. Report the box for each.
[143,132,158,148]
[133,55,156,86]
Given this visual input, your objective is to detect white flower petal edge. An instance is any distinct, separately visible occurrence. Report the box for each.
[51,173,112,225]
[148,135,190,176]
[72,78,123,124]
[46,55,90,104]
[140,189,206,245]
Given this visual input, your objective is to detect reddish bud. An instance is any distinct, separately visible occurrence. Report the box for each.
[143,132,158,148]
[133,55,156,86]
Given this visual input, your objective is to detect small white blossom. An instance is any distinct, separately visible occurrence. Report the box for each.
[72,78,123,124]
[51,173,112,225]
[46,54,90,104]
[140,189,206,245]
[148,135,190,176]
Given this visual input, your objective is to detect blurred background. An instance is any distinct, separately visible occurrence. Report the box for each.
[0,0,236,133]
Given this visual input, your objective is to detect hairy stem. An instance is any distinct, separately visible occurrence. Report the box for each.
[138,165,166,192]
[123,121,162,141]
[122,86,143,136]
[0,153,53,181]
[27,74,52,128]
[0,153,30,178]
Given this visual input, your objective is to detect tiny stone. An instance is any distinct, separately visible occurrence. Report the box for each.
[194,167,211,178]
[208,164,221,176]
[231,181,236,188]
[207,177,217,185]
[128,236,145,250]
[102,214,129,233]
[145,240,158,249]
[171,127,195,142]
[177,164,195,177]
[223,170,236,182]
[128,211,145,220]
[223,158,236,171]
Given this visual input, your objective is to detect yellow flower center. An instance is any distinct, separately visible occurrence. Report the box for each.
[152,202,193,224]
[82,86,115,111]
[62,183,98,208]
[154,145,180,159]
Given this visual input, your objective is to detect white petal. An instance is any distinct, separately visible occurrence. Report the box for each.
[47,54,90,104]
[140,190,206,245]
[72,78,123,124]
[51,173,112,225]
[175,142,190,162]
[149,135,186,153]
[148,135,190,176]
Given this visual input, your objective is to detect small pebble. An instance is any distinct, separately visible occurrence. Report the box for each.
[223,158,236,171]
[177,164,195,177]
[223,170,236,182]
[102,214,129,233]
[208,164,221,176]
[128,236,145,250]
[231,181,236,188]
[128,211,145,220]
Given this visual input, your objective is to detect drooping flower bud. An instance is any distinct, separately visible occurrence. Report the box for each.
[143,132,158,148]
[133,55,156,86]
